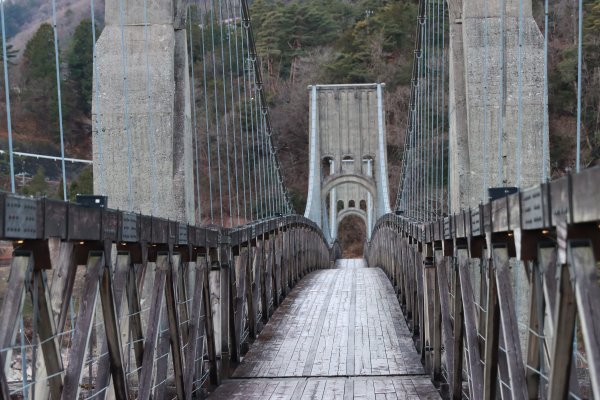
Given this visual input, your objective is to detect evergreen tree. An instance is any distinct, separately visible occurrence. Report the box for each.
[21,166,49,197]
[21,23,63,134]
[68,166,93,201]
[67,19,96,115]
[0,36,17,65]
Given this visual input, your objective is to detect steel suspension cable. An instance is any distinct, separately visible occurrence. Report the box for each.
[230,0,249,222]
[51,0,68,201]
[144,0,159,215]
[576,0,583,172]
[117,0,134,210]
[90,0,105,195]
[224,0,242,225]
[218,0,234,227]
[442,0,447,214]
[188,6,202,223]
[436,0,442,217]
[209,0,225,225]
[199,3,215,223]
[0,0,14,192]
[424,11,429,220]
[516,0,525,187]
[497,0,506,187]
[240,15,255,220]
[482,0,490,201]
[252,72,264,218]
[542,0,549,180]
[246,53,260,218]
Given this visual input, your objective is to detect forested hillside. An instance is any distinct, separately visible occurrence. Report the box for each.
[0,0,598,224]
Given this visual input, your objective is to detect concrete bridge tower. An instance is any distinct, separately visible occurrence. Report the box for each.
[304,84,392,243]
[92,0,195,224]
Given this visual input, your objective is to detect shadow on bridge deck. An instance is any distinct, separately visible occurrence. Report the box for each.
[208,259,440,399]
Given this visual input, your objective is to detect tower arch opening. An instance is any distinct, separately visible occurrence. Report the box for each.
[337,214,366,258]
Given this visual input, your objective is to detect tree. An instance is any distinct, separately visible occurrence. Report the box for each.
[67,19,96,115]
[21,166,49,196]
[0,36,17,65]
[21,24,63,133]
[68,166,93,201]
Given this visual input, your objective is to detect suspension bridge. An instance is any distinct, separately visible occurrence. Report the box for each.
[0,0,598,398]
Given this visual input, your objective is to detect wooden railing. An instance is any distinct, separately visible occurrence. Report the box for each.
[0,193,333,399]
[366,166,600,400]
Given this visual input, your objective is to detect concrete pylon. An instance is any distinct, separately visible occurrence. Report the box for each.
[304,84,392,243]
[92,0,195,224]
[448,0,548,211]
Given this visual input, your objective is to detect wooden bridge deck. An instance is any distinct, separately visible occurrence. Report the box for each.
[207,259,440,399]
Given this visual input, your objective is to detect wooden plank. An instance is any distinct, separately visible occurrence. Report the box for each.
[301,272,337,376]
[434,252,454,385]
[0,253,31,376]
[263,239,274,321]
[48,240,76,331]
[451,258,464,400]
[234,248,249,361]
[0,354,9,399]
[525,261,543,399]
[95,251,130,399]
[126,261,145,375]
[273,233,281,308]
[204,259,220,386]
[61,252,104,400]
[184,257,206,399]
[247,246,258,339]
[568,243,600,398]
[219,244,232,364]
[32,269,64,400]
[176,258,191,347]
[137,257,168,399]
[483,250,500,400]
[346,268,357,376]
[494,247,529,400]
[165,252,186,399]
[547,263,576,400]
[423,257,436,373]
[456,248,483,399]
[153,307,170,399]
[432,250,442,380]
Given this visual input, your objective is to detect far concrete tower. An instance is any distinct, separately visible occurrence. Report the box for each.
[304,84,392,243]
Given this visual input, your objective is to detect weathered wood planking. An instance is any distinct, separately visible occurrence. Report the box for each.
[208,260,439,399]
[207,376,440,400]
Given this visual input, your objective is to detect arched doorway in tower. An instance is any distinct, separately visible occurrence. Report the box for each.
[337,214,366,258]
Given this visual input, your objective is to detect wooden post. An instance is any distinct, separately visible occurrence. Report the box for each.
[232,246,249,362]
[568,242,600,398]
[165,252,186,399]
[456,247,483,398]
[32,269,64,400]
[137,254,168,399]
[451,254,464,400]
[525,259,544,399]
[494,246,528,400]
[547,262,576,400]
[483,248,501,399]
[435,250,452,383]
[96,249,129,399]
[183,257,206,399]
[61,252,104,400]
[203,253,220,386]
